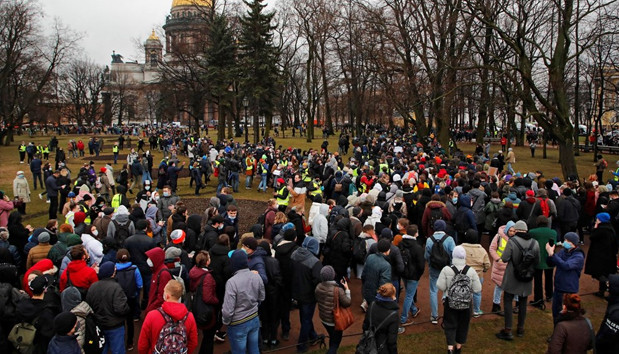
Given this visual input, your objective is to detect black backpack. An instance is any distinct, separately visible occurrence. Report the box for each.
[112,220,131,245]
[429,235,451,270]
[115,265,137,299]
[512,238,537,282]
[399,245,416,279]
[429,208,444,228]
[83,313,105,354]
[352,236,371,263]
[356,302,397,354]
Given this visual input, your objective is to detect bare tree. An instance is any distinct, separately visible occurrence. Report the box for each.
[60,58,105,125]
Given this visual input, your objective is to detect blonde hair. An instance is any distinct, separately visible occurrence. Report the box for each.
[274,212,288,224]
[378,283,396,298]
[164,279,184,300]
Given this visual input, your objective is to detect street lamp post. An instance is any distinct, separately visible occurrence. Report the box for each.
[243,97,249,143]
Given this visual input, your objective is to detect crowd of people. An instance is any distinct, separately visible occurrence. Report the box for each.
[0,129,619,354]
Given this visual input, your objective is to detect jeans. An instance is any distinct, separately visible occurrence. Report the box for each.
[258,175,267,191]
[114,153,118,164]
[429,267,440,318]
[392,278,401,301]
[245,175,253,188]
[102,326,126,354]
[142,172,151,183]
[401,279,419,323]
[229,172,239,192]
[507,162,514,173]
[473,278,484,313]
[298,302,318,352]
[216,180,227,194]
[493,285,518,305]
[322,323,343,354]
[141,273,152,309]
[32,173,43,190]
[552,290,565,324]
[228,315,260,354]
[503,292,527,330]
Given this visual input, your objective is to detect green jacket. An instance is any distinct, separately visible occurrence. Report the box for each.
[529,227,557,269]
[361,253,391,303]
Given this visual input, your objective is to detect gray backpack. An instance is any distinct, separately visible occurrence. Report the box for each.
[447,265,472,310]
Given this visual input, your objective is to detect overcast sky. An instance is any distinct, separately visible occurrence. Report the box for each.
[42,0,172,65]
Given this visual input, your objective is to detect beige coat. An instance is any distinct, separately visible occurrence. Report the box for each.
[506,151,516,163]
[13,177,31,203]
[461,243,491,279]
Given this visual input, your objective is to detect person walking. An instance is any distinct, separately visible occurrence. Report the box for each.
[361,283,400,353]
[425,220,456,324]
[46,169,63,220]
[506,148,516,174]
[12,171,30,215]
[496,221,540,340]
[362,239,392,307]
[437,246,482,354]
[398,225,424,326]
[461,230,490,318]
[315,265,352,354]
[30,155,43,190]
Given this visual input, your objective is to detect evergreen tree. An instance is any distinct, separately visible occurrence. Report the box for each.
[238,0,280,144]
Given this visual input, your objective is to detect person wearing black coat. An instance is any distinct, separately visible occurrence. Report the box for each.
[585,214,619,297]
[287,209,306,246]
[398,226,425,325]
[324,218,353,281]
[274,230,299,340]
[7,211,29,269]
[361,283,399,354]
[207,234,231,340]
[257,241,284,348]
[200,216,223,251]
[596,274,619,353]
[124,220,156,308]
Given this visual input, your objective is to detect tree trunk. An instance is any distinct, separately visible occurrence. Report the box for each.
[559,138,578,179]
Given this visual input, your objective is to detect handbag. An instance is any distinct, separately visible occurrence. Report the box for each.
[333,286,354,331]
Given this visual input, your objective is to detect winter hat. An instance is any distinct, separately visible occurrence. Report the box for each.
[302,236,320,256]
[165,246,182,260]
[73,212,87,225]
[282,222,295,232]
[54,312,77,335]
[170,229,186,244]
[67,192,76,198]
[209,197,220,208]
[66,234,83,247]
[525,190,535,197]
[564,232,580,245]
[29,275,48,295]
[61,286,82,312]
[242,237,258,251]
[38,232,50,243]
[100,167,107,173]
[380,228,393,240]
[596,212,611,223]
[277,178,285,184]
[230,250,248,273]
[320,265,336,282]
[452,246,466,260]
[434,219,447,232]
[395,190,404,200]
[377,238,391,253]
[392,174,402,182]
[504,220,516,234]
[103,207,114,215]
[513,220,528,232]
[98,261,116,279]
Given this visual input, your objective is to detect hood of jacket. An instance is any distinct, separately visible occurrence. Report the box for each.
[161,300,189,321]
[276,240,298,256]
[145,205,158,220]
[145,247,165,269]
[66,234,83,247]
[336,218,351,231]
[61,286,83,311]
[66,260,90,274]
[249,247,268,260]
[130,207,145,220]
[319,203,329,216]
[291,246,316,265]
[209,243,230,257]
[186,215,202,234]
[116,205,129,216]
[427,200,446,209]
[371,206,383,218]
[458,194,472,209]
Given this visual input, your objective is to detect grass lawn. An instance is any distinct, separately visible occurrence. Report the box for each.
[0,131,612,353]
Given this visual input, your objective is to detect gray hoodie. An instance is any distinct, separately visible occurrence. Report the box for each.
[222,269,265,325]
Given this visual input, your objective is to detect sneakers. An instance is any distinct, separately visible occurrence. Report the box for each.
[400,318,415,327]
[496,329,514,341]
[398,327,406,334]
[411,309,421,318]
[214,330,227,342]
[431,316,439,325]
[472,310,483,318]
[38,193,42,200]
[360,300,368,313]
[516,328,525,337]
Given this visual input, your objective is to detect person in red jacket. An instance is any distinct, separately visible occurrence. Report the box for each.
[144,247,171,313]
[59,245,98,292]
[138,279,198,354]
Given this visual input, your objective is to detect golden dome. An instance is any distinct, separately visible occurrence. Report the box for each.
[147,30,159,41]
[171,0,211,7]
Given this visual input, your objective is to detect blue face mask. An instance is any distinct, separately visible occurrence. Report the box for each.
[452,198,458,204]
[562,242,573,250]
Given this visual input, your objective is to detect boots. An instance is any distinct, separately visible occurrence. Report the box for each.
[491,303,504,316]
[496,328,514,341]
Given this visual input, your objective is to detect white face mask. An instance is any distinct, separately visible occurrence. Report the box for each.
[146,258,154,267]
[92,229,99,237]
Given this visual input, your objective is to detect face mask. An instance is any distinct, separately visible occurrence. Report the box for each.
[145,186,150,191]
[146,258,154,267]
[274,204,279,209]
[92,229,99,237]
[228,215,236,220]
[163,192,170,197]
[562,242,573,250]
[18,175,24,179]
[452,198,458,204]
[217,224,224,230]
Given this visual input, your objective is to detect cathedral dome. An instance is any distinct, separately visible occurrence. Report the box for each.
[171,0,211,7]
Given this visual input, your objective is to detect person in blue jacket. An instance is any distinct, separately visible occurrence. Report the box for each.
[546,232,585,324]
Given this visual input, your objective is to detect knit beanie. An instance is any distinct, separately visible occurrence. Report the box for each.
[320,265,336,282]
[54,312,77,335]
[230,250,248,273]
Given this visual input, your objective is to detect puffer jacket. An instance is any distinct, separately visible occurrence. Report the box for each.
[85,277,129,330]
[70,301,93,349]
[312,204,329,244]
[489,225,509,286]
[315,281,351,325]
